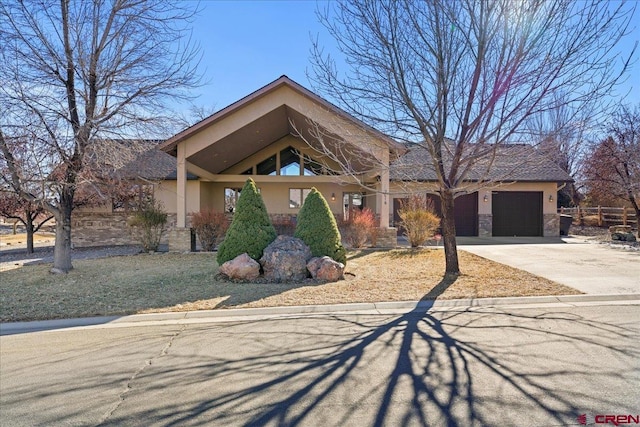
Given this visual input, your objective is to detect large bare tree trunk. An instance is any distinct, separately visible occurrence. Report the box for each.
[440,190,459,275]
[24,209,34,255]
[52,199,73,273]
[628,190,640,238]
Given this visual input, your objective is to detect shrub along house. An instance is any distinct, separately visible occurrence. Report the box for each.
[71,76,572,248]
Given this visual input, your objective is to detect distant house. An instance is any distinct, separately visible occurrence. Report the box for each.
[72,76,572,248]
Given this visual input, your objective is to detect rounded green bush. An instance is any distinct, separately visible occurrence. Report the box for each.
[294,188,347,265]
[217,179,277,264]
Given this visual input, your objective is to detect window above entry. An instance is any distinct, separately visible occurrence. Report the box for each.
[243,146,334,176]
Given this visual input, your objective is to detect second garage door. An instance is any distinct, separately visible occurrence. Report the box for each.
[492,191,543,236]
[393,193,478,236]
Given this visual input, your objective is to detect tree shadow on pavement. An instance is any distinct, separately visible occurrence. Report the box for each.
[96,301,640,426]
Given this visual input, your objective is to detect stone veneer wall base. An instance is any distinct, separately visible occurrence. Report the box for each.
[168,228,195,252]
[72,212,179,248]
[478,214,492,237]
[376,227,397,248]
[543,213,560,237]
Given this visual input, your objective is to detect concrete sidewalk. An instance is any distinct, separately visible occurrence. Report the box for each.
[2,293,639,336]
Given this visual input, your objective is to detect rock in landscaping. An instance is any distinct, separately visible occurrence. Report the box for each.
[260,235,312,282]
[307,256,345,282]
[219,253,260,280]
[612,232,637,242]
[609,225,632,234]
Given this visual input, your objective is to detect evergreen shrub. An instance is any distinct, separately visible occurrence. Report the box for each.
[294,188,347,265]
[216,179,277,264]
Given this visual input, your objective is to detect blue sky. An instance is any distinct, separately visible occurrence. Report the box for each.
[189,1,327,111]
[188,0,639,116]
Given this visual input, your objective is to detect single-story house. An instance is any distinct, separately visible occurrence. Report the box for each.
[71,76,572,248]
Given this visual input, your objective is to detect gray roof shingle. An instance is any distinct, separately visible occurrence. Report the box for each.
[390,144,573,182]
[116,147,198,180]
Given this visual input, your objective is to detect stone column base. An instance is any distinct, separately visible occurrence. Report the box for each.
[376,227,397,248]
[543,213,560,237]
[478,214,492,237]
[168,227,195,252]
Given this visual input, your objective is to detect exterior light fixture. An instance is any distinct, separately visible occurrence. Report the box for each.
[331,193,336,201]
[549,195,554,202]
[483,194,488,202]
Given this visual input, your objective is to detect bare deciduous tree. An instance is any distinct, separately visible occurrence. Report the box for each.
[583,104,640,224]
[0,192,54,254]
[311,0,636,274]
[525,93,595,207]
[0,0,201,272]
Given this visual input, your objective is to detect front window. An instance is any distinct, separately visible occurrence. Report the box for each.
[289,188,312,209]
[343,192,364,219]
[256,155,277,175]
[280,147,301,176]
[225,188,242,213]
[243,147,331,176]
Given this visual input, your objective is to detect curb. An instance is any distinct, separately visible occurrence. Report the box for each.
[2,293,639,335]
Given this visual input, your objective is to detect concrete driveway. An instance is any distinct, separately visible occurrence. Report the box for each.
[458,237,640,294]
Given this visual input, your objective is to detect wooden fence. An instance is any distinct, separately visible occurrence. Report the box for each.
[559,206,637,227]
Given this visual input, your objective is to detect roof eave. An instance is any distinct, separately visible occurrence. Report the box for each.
[160,75,406,156]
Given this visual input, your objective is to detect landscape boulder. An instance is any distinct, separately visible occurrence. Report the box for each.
[260,235,312,282]
[307,256,345,282]
[609,225,632,234]
[611,232,637,242]
[219,253,260,280]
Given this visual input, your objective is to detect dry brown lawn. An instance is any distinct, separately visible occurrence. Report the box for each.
[0,249,580,322]
[0,232,54,248]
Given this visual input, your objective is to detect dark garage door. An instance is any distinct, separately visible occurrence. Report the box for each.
[492,191,543,236]
[393,193,478,236]
[427,193,478,236]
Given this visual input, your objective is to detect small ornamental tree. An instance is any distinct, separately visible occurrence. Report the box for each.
[294,188,347,265]
[191,209,229,251]
[341,207,377,248]
[217,179,277,264]
[398,195,440,247]
[128,199,168,252]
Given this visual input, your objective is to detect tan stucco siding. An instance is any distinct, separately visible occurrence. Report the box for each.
[202,181,366,216]
[182,86,389,162]
[199,182,217,210]
[155,180,200,214]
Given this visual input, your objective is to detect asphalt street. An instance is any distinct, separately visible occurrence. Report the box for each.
[1,302,639,427]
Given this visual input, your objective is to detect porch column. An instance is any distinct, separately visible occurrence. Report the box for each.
[176,142,187,228]
[378,149,390,228]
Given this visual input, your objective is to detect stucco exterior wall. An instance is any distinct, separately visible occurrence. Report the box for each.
[155,180,200,214]
[202,181,367,216]
[181,85,390,160]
